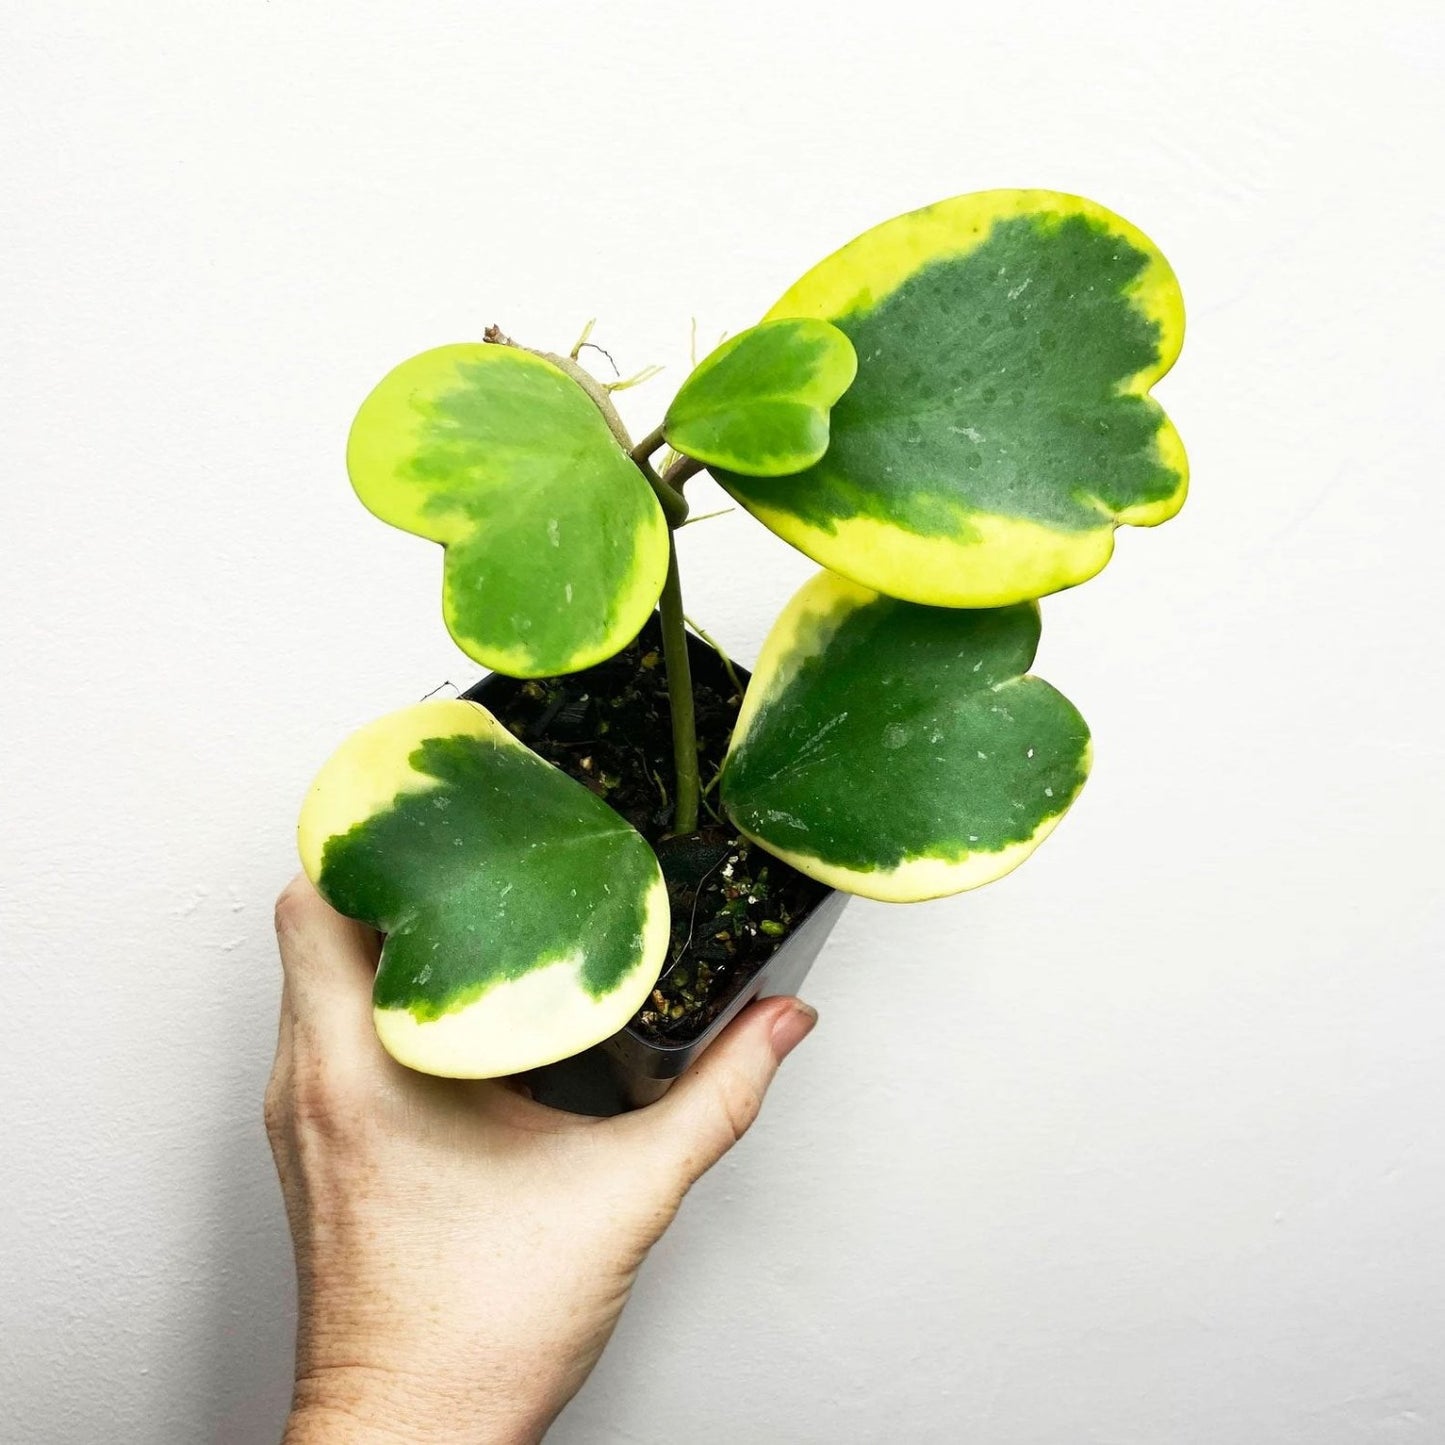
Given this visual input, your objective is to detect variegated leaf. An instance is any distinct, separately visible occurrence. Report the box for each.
[298,699,669,1077]
[715,191,1186,607]
[721,572,1091,901]
[348,344,669,676]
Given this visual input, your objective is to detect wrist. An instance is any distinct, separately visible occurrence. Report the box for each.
[283,1363,554,1445]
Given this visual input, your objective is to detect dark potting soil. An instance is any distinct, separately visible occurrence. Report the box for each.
[476,617,830,1044]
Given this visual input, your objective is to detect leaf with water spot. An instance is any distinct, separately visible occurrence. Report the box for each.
[713,190,1187,607]
[720,572,1092,901]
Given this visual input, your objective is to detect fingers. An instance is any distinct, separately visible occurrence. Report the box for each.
[273,874,382,1068]
[626,995,817,1187]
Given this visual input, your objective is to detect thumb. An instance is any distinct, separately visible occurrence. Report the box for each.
[633,995,818,1186]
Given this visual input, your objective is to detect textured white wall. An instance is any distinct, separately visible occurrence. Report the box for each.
[3,3,1442,1441]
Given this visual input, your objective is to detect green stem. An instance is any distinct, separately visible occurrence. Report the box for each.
[637,456,689,528]
[684,613,744,700]
[629,425,688,527]
[629,424,666,461]
[658,534,700,834]
[632,427,699,831]
[525,346,698,832]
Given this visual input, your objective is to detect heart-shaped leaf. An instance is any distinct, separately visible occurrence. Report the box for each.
[298,698,669,1077]
[714,191,1187,607]
[348,343,670,677]
[721,572,1091,901]
[663,318,857,476]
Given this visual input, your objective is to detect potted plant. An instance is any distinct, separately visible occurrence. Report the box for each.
[297,188,1186,1110]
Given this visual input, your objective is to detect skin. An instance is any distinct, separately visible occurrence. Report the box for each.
[266,875,819,1444]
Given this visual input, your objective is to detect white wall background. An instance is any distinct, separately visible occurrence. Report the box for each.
[3,2,1442,1441]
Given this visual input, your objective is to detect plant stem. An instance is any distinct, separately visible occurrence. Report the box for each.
[631,425,700,832]
[630,424,666,463]
[683,613,744,700]
[658,534,700,834]
[627,426,688,528]
[661,452,703,488]
[524,343,699,834]
[637,456,689,528]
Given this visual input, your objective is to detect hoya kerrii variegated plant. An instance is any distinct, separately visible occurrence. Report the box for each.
[300,188,1186,1081]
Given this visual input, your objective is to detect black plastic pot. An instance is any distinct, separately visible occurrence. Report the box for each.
[457,628,846,1116]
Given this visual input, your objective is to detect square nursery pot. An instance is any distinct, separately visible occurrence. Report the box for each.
[454,622,847,1116]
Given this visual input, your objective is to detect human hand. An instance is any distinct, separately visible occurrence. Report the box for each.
[265,876,818,1444]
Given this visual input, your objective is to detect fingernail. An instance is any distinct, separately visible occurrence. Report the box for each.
[770,1000,819,1062]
